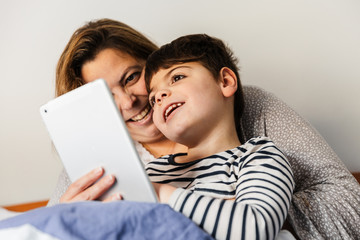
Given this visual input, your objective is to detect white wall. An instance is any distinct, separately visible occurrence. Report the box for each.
[1,0,359,205]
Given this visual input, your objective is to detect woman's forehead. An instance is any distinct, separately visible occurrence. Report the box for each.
[81,49,144,83]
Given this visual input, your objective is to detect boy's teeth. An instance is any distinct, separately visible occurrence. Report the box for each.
[131,106,150,121]
[165,103,183,120]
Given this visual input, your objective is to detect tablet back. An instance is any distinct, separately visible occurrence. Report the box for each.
[40,79,157,202]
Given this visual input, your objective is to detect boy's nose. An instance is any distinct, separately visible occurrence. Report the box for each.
[155,89,170,105]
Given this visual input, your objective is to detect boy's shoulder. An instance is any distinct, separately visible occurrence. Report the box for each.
[238,136,280,154]
[218,136,276,158]
[242,136,273,146]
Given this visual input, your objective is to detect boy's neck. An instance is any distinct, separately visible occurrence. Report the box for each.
[175,123,241,164]
[142,138,188,158]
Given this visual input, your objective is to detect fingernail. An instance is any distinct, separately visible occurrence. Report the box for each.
[113,193,123,201]
[94,167,103,175]
[107,174,115,183]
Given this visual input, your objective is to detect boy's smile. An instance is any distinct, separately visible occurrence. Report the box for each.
[164,102,184,122]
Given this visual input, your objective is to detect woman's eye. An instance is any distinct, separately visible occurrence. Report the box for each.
[172,75,185,83]
[125,72,140,85]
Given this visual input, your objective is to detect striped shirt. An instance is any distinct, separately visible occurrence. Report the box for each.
[146,136,294,240]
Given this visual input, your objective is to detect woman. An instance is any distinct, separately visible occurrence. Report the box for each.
[49,18,188,204]
[48,18,360,240]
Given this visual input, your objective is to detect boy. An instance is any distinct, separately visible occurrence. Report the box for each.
[145,34,294,240]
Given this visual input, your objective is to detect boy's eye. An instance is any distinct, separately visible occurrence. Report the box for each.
[172,74,185,83]
[149,96,156,108]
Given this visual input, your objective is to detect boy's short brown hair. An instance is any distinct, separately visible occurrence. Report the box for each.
[145,34,245,142]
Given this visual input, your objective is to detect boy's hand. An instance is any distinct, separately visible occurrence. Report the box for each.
[152,182,176,203]
[60,167,122,203]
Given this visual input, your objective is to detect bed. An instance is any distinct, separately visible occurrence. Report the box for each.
[0,201,213,240]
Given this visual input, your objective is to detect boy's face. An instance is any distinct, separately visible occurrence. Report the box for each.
[148,62,227,146]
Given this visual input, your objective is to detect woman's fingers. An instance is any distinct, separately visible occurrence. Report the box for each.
[60,167,116,203]
[72,174,116,201]
[103,193,123,202]
[60,167,104,202]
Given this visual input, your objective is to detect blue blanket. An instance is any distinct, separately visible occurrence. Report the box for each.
[0,201,213,240]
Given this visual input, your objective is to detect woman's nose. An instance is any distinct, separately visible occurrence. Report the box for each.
[112,87,136,111]
[155,89,170,105]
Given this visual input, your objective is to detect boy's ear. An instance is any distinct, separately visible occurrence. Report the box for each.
[219,67,238,98]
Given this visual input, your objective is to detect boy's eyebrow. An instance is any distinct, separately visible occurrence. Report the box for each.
[149,65,191,92]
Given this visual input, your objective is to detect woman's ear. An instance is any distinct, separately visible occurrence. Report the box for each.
[219,67,238,98]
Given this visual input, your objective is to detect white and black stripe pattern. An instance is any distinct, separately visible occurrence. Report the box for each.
[146,136,295,240]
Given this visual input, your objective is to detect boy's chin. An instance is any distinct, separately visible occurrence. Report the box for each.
[164,133,190,147]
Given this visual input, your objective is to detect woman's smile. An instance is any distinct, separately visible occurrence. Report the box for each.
[127,104,153,126]
[130,104,151,122]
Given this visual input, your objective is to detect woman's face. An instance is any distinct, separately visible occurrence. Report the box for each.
[81,48,164,143]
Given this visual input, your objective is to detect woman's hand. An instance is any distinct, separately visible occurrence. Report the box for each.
[60,167,122,203]
[152,182,176,203]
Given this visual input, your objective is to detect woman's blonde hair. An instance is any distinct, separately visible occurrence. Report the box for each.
[56,18,158,96]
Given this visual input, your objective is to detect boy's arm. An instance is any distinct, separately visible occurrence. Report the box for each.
[166,138,295,240]
[152,182,176,203]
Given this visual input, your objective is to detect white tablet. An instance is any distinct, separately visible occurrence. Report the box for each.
[40,79,157,203]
